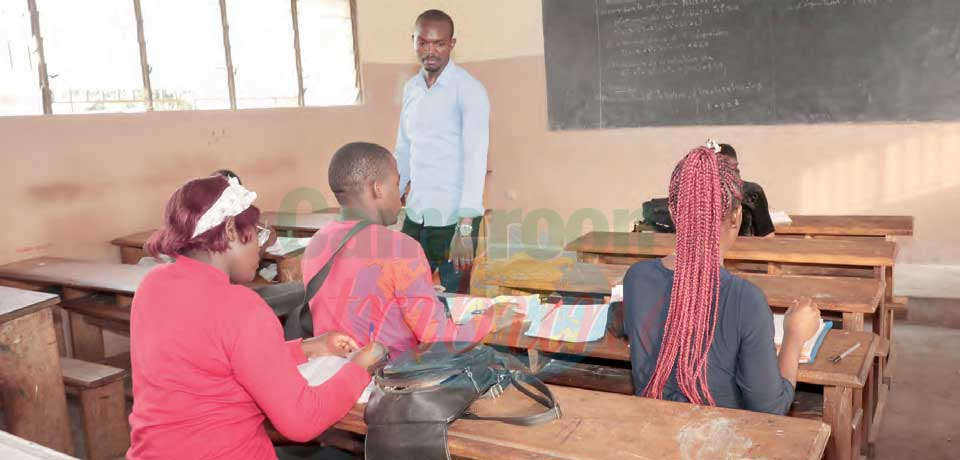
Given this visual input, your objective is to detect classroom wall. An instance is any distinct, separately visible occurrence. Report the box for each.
[2,0,958,294]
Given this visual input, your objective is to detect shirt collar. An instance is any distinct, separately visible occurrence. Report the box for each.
[173,255,230,284]
[418,60,458,89]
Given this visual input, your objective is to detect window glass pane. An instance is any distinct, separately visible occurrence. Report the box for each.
[225,0,299,109]
[0,0,43,115]
[297,0,359,106]
[141,0,230,110]
[37,0,145,114]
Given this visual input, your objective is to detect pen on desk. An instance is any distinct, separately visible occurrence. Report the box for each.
[830,342,861,364]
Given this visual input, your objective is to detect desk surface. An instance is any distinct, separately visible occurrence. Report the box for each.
[111,230,306,260]
[0,257,149,295]
[335,384,829,460]
[776,215,914,237]
[261,210,339,233]
[566,232,897,267]
[0,430,78,460]
[487,259,883,314]
[485,319,875,389]
[0,286,60,323]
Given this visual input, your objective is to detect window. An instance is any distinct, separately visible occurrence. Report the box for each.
[36,0,145,114]
[0,0,43,115]
[297,0,359,106]
[140,0,231,111]
[0,0,361,115]
[225,0,299,109]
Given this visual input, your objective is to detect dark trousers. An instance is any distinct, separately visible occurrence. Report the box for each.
[401,216,482,294]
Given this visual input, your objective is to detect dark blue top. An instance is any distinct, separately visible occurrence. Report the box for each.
[622,259,794,415]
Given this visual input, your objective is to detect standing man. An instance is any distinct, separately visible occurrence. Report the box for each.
[395,9,490,293]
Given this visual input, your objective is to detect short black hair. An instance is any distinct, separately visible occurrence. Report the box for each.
[718,143,737,160]
[328,142,395,203]
[211,169,241,185]
[416,9,454,37]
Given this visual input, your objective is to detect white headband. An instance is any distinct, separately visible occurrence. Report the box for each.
[191,177,258,238]
[703,139,721,153]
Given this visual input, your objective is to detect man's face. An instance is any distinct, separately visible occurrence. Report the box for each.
[375,162,403,226]
[414,20,455,73]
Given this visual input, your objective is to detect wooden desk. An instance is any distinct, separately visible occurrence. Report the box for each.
[484,319,873,460]
[482,258,883,332]
[565,232,896,371]
[0,257,148,362]
[333,384,829,460]
[111,230,308,282]
[0,287,74,454]
[776,215,914,239]
[0,430,78,460]
[261,210,339,237]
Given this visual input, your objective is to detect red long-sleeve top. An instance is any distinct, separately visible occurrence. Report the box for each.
[127,256,370,460]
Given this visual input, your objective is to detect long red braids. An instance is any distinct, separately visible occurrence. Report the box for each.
[642,146,743,405]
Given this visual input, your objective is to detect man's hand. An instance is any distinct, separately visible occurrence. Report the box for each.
[301,332,359,359]
[449,233,474,273]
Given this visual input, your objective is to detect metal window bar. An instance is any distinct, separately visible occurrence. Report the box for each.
[132,0,154,110]
[218,0,237,109]
[26,0,52,114]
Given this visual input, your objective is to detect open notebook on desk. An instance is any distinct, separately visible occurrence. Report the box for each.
[774,315,832,364]
[439,293,540,324]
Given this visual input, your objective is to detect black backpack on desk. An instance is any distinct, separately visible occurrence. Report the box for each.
[364,342,561,460]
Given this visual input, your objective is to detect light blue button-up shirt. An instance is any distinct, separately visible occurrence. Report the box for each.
[395,60,490,227]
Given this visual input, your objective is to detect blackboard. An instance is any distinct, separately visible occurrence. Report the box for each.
[543,0,960,129]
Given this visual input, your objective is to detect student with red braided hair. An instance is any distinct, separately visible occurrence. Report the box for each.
[127,175,386,460]
[622,145,821,415]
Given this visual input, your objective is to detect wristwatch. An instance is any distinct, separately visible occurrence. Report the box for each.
[457,223,473,237]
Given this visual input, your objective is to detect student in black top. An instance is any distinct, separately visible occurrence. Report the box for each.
[622,145,821,415]
[717,143,776,237]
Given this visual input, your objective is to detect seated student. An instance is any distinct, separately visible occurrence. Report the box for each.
[302,142,502,354]
[622,145,821,415]
[212,168,243,185]
[717,143,776,237]
[642,141,776,237]
[128,175,386,460]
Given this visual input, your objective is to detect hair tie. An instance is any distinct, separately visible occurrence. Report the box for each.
[703,139,721,153]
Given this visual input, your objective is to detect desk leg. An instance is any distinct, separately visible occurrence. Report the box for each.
[842,312,865,332]
[0,308,75,454]
[862,368,875,457]
[824,385,854,460]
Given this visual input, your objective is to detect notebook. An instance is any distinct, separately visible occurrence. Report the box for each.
[773,315,832,364]
[298,355,374,403]
[524,301,611,343]
[441,294,540,324]
[266,237,312,257]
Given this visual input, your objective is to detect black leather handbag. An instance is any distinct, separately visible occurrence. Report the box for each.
[364,342,561,460]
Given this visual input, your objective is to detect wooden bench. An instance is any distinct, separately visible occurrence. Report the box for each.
[0,287,74,455]
[330,384,830,459]
[0,430,79,460]
[60,358,129,460]
[483,311,875,460]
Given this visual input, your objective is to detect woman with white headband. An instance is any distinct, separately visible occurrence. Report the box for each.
[127,175,386,460]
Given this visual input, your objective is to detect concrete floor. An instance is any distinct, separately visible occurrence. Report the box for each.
[3,299,959,459]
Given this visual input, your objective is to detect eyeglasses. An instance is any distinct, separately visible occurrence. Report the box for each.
[256,225,272,247]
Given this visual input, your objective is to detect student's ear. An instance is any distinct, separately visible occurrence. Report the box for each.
[224,217,239,242]
[371,179,385,200]
[450,37,457,50]
[731,206,743,230]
